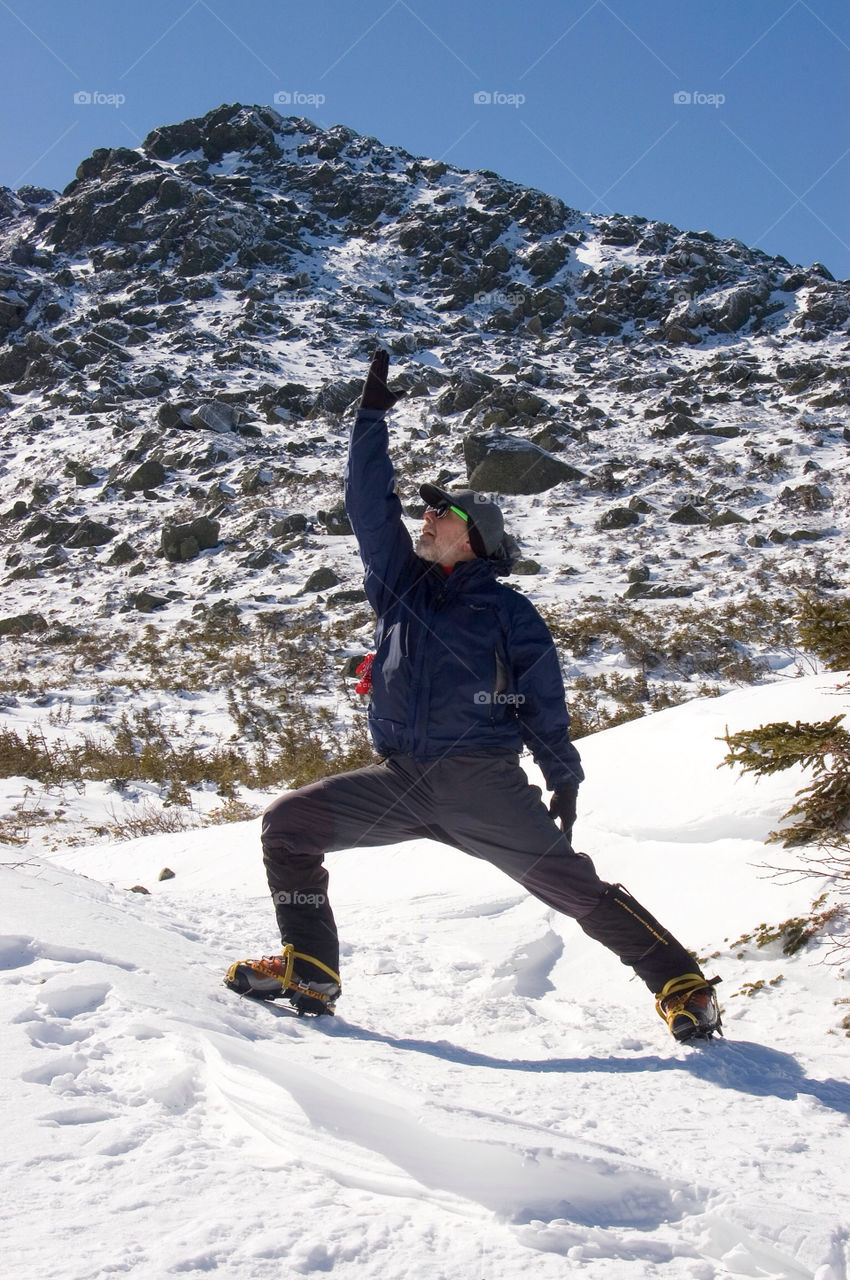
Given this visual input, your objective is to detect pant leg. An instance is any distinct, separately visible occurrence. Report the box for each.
[428,752,701,993]
[261,757,456,974]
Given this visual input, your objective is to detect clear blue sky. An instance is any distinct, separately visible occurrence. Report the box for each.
[1,0,848,278]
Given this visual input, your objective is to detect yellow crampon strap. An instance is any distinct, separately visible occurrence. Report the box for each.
[654,972,712,1023]
[292,949,341,988]
[249,946,341,1007]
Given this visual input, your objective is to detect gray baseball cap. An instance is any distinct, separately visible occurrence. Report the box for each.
[419,483,505,558]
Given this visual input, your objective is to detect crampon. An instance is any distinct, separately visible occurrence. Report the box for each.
[224,945,341,1016]
[656,973,722,1043]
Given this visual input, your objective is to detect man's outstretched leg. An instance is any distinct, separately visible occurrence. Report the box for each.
[428,752,721,1041]
[226,758,456,1014]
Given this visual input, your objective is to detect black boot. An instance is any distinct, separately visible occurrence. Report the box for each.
[578,883,701,992]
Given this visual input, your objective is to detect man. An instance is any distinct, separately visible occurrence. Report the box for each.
[226,351,721,1041]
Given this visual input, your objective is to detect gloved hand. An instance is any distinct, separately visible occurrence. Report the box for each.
[360,348,405,411]
[548,782,578,845]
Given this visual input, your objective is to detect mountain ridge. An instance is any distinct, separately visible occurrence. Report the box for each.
[0,100,848,848]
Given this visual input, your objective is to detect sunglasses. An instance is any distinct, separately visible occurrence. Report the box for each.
[425,502,469,522]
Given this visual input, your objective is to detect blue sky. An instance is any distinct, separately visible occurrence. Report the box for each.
[1,0,848,278]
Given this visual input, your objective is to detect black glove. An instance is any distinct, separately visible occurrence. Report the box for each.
[549,782,578,845]
[360,348,404,411]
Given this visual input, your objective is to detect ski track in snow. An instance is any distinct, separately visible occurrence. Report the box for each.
[2,677,850,1279]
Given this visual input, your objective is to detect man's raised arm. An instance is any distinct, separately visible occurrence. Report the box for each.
[344,350,415,610]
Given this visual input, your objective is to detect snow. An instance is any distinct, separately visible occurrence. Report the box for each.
[2,673,849,1279]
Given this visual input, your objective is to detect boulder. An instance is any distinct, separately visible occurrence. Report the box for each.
[709,509,748,527]
[66,519,117,548]
[302,567,341,593]
[190,401,236,433]
[131,590,168,612]
[108,541,138,566]
[311,376,363,416]
[270,513,309,538]
[161,517,219,562]
[598,507,640,531]
[669,504,709,526]
[625,582,699,600]
[436,370,498,415]
[240,464,273,494]
[0,612,48,636]
[779,484,831,513]
[125,459,166,491]
[317,504,353,536]
[789,528,824,542]
[464,431,584,494]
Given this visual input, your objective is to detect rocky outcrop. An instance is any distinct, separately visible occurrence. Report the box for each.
[464,431,584,494]
[161,517,219,562]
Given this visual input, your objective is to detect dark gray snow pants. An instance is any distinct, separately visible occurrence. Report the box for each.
[261,750,700,994]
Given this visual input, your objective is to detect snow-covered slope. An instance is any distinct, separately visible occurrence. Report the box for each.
[3,674,848,1279]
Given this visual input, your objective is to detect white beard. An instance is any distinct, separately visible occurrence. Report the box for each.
[415,532,439,561]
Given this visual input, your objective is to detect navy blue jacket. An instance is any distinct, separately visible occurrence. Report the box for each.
[344,408,583,792]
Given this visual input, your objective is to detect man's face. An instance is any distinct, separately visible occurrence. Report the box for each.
[416,506,476,566]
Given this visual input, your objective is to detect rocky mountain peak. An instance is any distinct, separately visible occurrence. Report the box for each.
[0,101,847,703]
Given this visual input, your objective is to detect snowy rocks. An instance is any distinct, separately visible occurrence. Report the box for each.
[709,509,749,527]
[124,460,166,492]
[519,239,568,283]
[0,612,48,636]
[302,567,341,593]
[624,581,700,600]
[598,507,640,531]
[239,464,273,495]
[669,504,709,526]
[65,519,117,548]
[310,377,363,417]
[160,517,219,562]
[189,402,237,434]
[317,503,353,536]
[108,541,138,566]
[436,370,498,416]
[130,590,168,612]
[779,484,831,513]
[664,279,772,342]
[464,431,584,495]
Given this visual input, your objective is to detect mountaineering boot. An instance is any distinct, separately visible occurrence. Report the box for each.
[224,945,341,1016]
[656,974,722,1042]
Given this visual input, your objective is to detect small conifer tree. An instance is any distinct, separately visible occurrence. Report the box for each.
[721,591,850,919]
[721,715,850,853]
[794,591,850,672]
